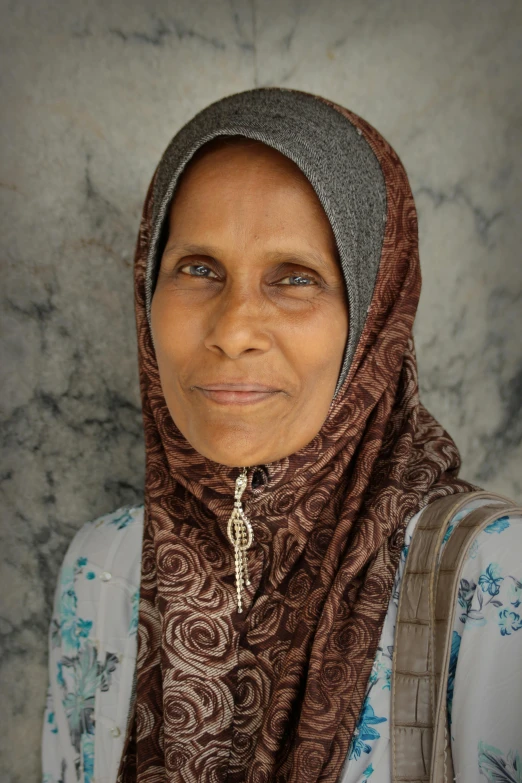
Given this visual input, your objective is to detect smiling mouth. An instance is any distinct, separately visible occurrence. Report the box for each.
[195,388,280,406]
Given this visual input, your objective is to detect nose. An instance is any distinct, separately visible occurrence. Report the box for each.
[202,283,272,359]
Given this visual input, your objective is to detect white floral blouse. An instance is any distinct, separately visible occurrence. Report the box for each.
[42,499,522,783]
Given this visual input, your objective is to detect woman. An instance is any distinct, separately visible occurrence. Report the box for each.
[42,88,522,783]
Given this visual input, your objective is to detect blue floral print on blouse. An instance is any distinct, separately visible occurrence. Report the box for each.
[362,763,374,780]
[53,560,93,655]
[43,504,144,783]
[107,508,135,530]
[457,559,522,637]
[51,548,120,780]
[47,709,58,735]
[442,508,469,544]
[82,736,94,783]
[478,741,521,783]
[348,695,387,761]
[447,630,461,725]
[484,516,510,535]
[43,504,522,783]
[508,576,522,609]
[479,563,504,597]
[498,610,522,637]
[347,644,392,762]
[129,589,139,635]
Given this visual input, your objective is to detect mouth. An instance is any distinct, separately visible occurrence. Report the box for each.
[194,382,282,406]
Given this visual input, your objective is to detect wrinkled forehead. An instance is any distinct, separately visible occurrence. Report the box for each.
[160,135,342,267]
[145,88,387,396]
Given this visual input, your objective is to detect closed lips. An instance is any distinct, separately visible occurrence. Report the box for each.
[196,383,280,392]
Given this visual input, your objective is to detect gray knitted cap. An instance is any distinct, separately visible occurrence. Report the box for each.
[145,88,387,398]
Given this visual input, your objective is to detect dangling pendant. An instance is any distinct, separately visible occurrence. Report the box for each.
[226,467,254,613]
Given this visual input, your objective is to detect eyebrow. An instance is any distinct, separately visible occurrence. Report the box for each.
[163,241,336,275]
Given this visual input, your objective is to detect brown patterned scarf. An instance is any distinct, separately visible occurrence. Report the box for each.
[117,92,473,783]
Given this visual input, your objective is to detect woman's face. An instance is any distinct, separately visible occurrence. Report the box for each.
[151,139,349,468]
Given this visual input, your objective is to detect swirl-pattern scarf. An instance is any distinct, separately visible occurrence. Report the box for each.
[117,91,473,783]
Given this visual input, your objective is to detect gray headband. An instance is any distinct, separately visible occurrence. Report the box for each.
[145,88,387,398]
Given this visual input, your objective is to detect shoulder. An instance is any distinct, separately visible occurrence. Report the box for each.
[56,503,144,592]
[446,505,522,768]
[393,496,522,606]
[436,497,522,582]
[413,497,522,634]
[45,505,144,779]
[458,506,522,563]
[454,508,522,634]
[50,503,144,659]
[403,494,522,558]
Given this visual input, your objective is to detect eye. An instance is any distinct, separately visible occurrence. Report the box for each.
[175,261,321,288]
[178,263,219,279]
[277,272,317,286]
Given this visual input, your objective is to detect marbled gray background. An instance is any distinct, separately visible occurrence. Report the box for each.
[1,0,521,780]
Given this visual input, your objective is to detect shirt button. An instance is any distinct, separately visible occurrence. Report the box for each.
[100,571,112,582]
[110,727,121,738]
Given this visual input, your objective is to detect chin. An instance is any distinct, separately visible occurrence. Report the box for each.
[196,441,265,469]
[188,424,274,468]
[174,407,303,467]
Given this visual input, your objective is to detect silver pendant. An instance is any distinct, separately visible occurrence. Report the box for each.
[226,467,254,612]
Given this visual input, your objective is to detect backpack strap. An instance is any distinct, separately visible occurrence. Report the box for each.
[430,501,522,782]
[391,490,515,782]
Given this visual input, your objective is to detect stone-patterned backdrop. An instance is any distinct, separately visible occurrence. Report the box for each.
[1,0,520,780]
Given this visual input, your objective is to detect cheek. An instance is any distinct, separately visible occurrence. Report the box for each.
[290,303,348,380]
[151,293,201,378]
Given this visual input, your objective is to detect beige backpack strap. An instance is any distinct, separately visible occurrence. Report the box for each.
[391,490,512,782]
[430,501,522,782]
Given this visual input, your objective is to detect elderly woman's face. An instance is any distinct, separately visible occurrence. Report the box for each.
[151,140,349,468]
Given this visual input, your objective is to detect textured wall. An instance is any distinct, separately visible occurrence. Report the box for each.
[1,0,521,780]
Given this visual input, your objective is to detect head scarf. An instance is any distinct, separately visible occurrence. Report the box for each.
[117,88,473,783]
